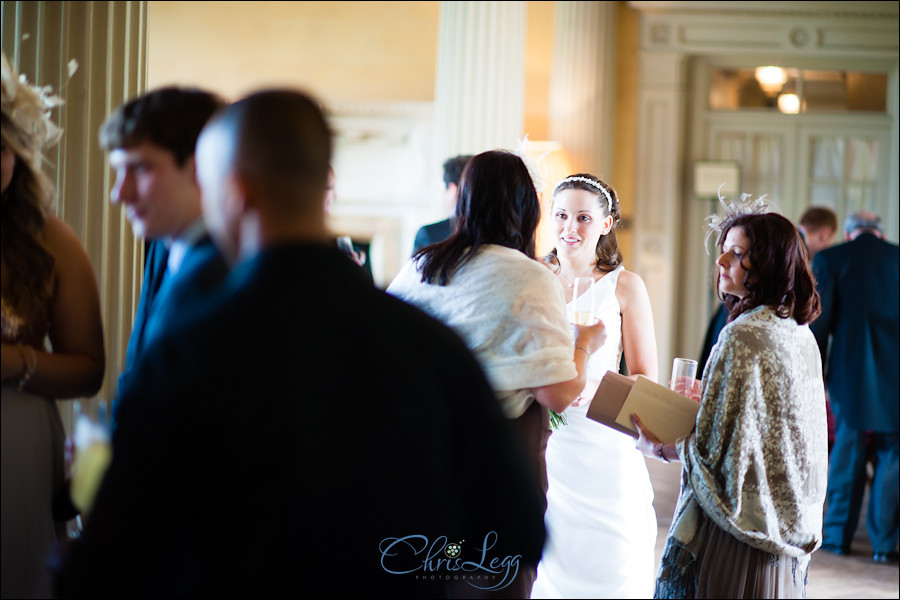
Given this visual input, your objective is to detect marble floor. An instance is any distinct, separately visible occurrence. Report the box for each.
[645,458,899,599]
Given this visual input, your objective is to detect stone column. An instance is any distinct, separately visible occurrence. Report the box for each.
[434,1,527,160]
[549,1,618,175]
[632,50,688,378]
[2,1,149,400]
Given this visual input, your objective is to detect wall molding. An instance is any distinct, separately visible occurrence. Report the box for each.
[629,1,898,20]
[631,1,898,58]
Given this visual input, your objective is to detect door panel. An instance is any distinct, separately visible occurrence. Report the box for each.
[680,59,893,367]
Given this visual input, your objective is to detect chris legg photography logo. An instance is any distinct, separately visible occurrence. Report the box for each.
[379,531,521,591]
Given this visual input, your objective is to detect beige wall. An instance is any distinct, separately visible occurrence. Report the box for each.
[148,1,440,102]
[149,1,586,136]
[147,0,638,282]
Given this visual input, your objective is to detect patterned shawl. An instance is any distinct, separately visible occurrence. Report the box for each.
[672,305,828,557]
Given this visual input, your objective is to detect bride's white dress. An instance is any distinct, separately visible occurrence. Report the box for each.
[532,265,658,599]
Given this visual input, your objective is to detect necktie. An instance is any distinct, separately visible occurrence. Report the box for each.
[145,242,170,312]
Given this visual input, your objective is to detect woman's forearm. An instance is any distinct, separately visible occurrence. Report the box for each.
[17,348,104,399]
[531,346,590,412]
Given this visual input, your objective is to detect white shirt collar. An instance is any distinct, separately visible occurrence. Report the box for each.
[166,218,207,276]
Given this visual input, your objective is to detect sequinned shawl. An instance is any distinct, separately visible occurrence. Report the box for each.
[671,305,828,558]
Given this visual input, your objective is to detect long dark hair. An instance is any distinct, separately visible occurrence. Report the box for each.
[543,173,623,274]
[1,112,56,336]
[718,212,821,325]
[417,150,540,285]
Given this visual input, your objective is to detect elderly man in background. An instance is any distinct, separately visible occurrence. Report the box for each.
[812,211,899,564]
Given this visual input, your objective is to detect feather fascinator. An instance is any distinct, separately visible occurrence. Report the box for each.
[704,183,773,253]
[1,50,76,169]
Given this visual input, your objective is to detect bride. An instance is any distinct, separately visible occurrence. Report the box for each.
[532,174,659,599]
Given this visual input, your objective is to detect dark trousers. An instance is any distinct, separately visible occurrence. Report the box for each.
[824,420,899,554]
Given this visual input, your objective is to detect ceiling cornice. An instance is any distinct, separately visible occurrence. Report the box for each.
[627,1,899,20]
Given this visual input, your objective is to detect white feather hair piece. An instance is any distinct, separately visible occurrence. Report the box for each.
[704,183,773,254]
[512,134,554,196]
[1,49,76,168]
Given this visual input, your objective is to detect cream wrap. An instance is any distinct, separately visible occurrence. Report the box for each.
[387,244,576,418]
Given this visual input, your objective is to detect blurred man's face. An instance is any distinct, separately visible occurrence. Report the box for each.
[805,226,836,259]
[441,181,459,215]
[108,141,200,239]
[324,168,336,214]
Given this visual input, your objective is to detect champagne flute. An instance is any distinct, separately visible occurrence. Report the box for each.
[70,397,112,517]
[572,277,594,325]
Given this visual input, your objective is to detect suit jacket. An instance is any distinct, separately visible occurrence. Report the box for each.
[56,243,546,598]
[116,236,228,395]
[412,217,453,256]
[698,303,729,377]
[811,233,899,431]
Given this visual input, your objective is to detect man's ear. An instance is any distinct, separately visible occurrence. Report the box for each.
[184,155,204,195]
[185,155,198,181]
[224,171,252,221]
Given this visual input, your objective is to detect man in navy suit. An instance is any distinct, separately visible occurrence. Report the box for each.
[55,90,546,597]
[797,205,838,262]
[101,87,229,396]
[812,211,899,563]
[411,154,473,255]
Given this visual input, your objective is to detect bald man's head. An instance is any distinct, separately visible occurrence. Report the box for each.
[844,210,884,240]
[197,90,333,260]
[201,89,331,204]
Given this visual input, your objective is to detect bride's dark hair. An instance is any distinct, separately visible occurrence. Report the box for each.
[543,173,623,275]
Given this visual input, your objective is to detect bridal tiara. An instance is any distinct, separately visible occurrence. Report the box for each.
[553,176,613,213]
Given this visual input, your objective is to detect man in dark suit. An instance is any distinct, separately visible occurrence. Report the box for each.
[797,205,837,262]
[812,211,899,563]
[411,154,473,255]
[100,87,229,396]
[55,90,546,597]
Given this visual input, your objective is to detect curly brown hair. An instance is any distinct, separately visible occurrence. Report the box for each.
[718,212,821,325]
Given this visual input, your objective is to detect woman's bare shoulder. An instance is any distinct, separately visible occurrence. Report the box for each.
[616,268,650,302]
[42,215,95,275]
[42,215,82,251]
